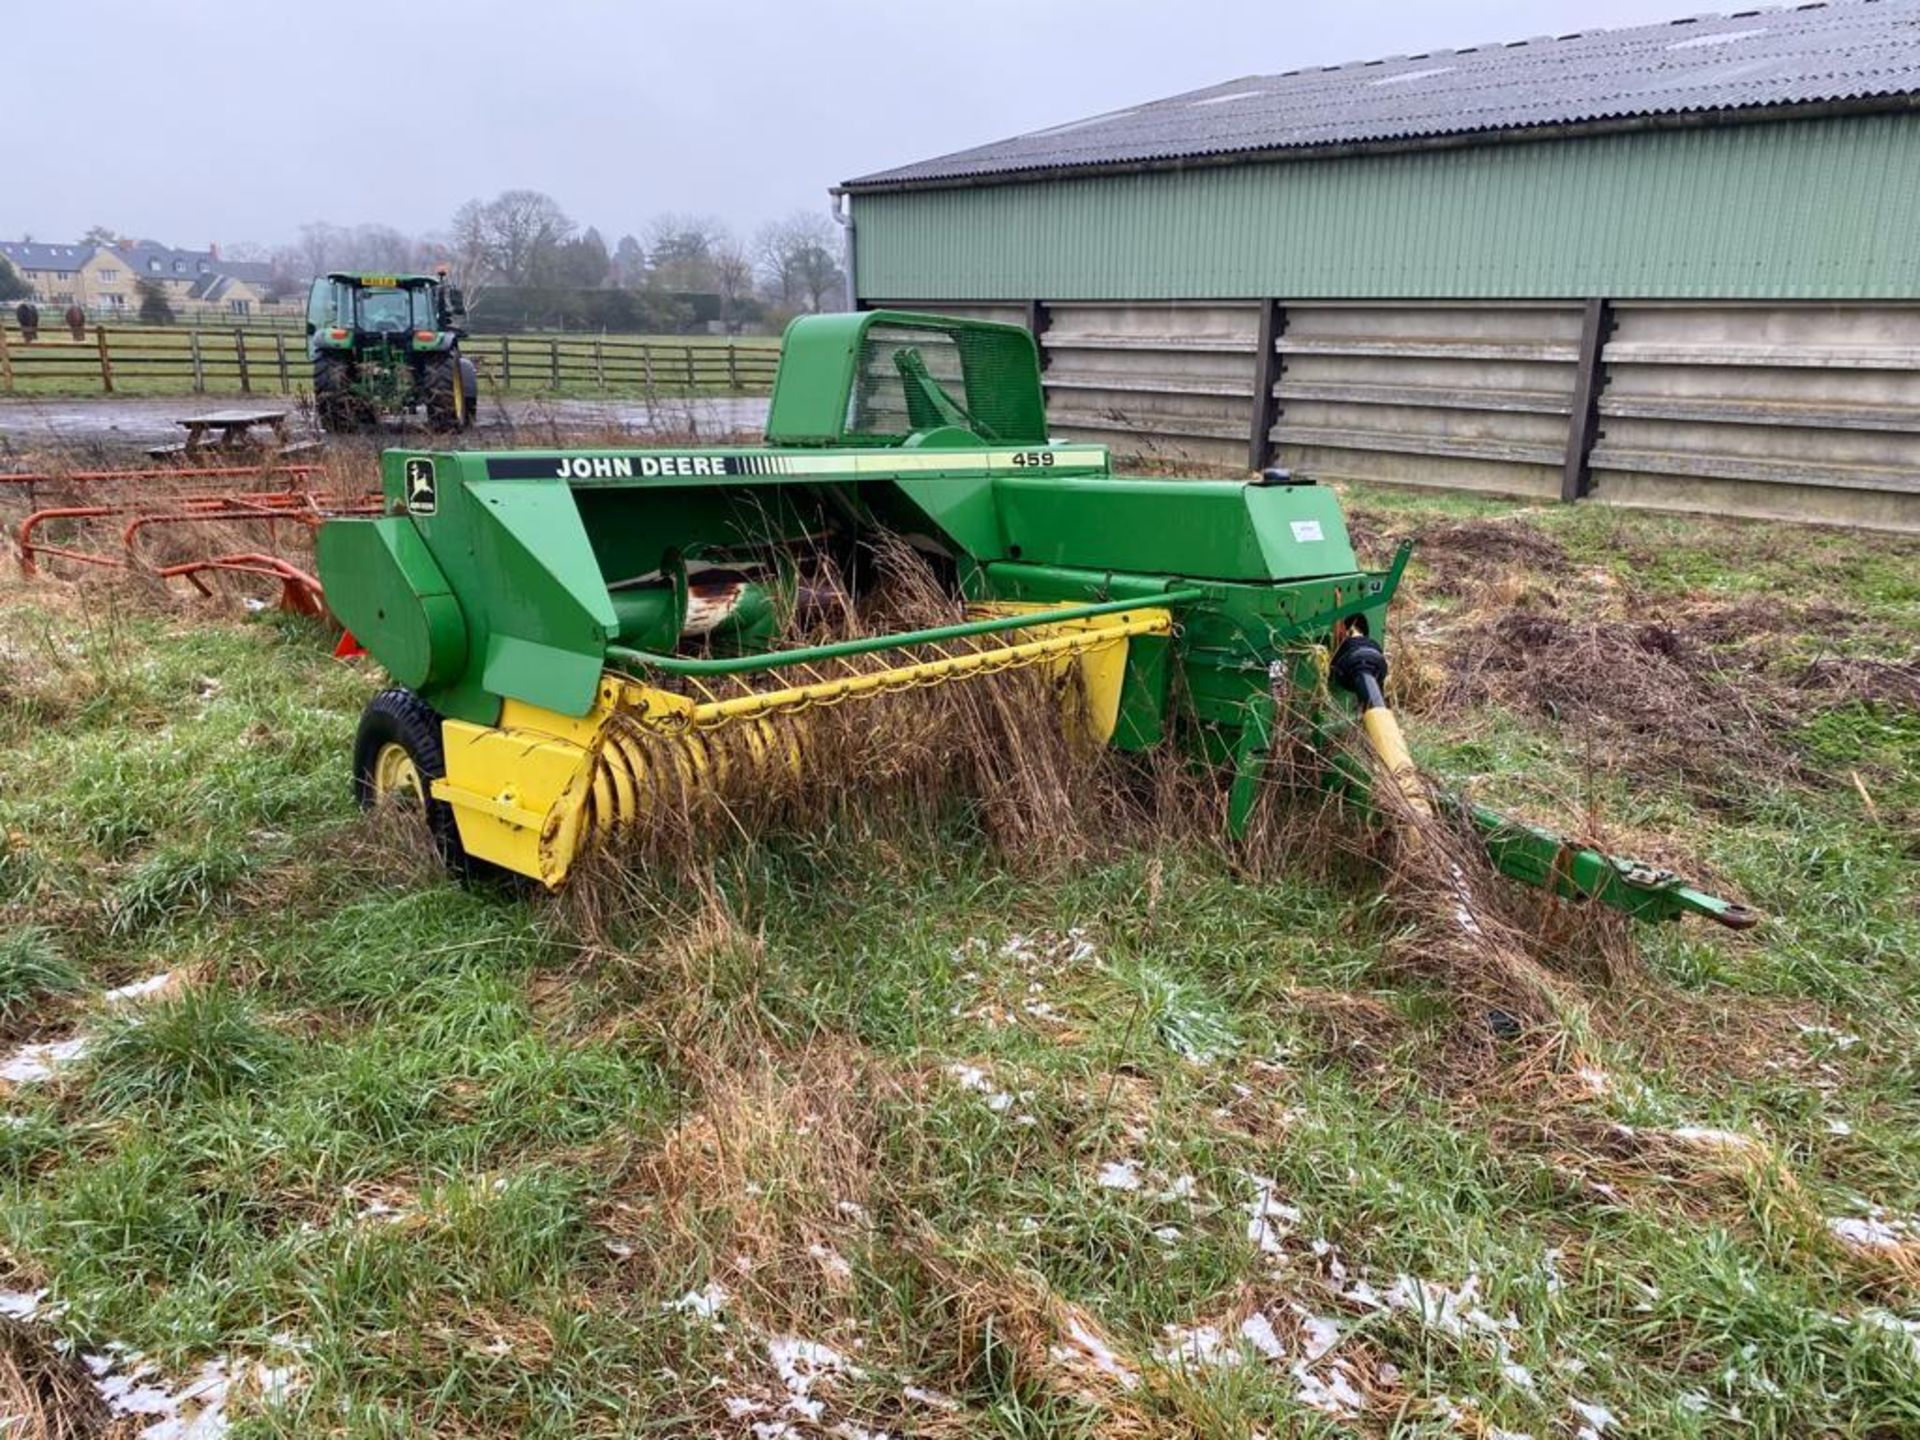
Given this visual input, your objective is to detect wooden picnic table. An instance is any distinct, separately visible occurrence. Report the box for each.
[152,409,301,460]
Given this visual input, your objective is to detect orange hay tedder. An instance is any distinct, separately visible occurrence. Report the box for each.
[4,464,377,614]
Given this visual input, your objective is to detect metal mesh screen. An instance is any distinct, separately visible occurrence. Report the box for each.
[845,321,1046,446]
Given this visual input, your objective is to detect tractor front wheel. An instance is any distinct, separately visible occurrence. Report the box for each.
[352,688,472,876]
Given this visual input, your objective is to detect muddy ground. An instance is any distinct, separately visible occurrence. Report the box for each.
[0,393,772,462]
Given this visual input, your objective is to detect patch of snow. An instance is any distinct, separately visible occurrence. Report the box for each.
[1828,1211,1920,1250]
[1155,1323,1238,1370]
[1796,1023,1860,1049]
[1501,1359,1538,1393]
[1290,1360,1364,1414]
[901,1383,959,1410]
[1049,1315,1139,1390]
[1538,1247,1565,1295]
[1293,1311,1339,1362]
[767,1336,861,1422]
[1158,1174,1197,1201]
[1151,1225,1182,1246]
[1243,1175,1302,1255]
[666,1281,730,1320]
[83,1349,301,1439]
[1383,1273,1509,1340]
[103,971,180,1005]
[0,1288,49,1320]
[1827,1118,1854,1136]
[0,1034,92,1084]
[807,1243,853,1283]
[1095,1159,1142,1192]
[1856,1310,1920,1363]
[1571,1398,1615,1434]
[946,1061,1016,1115]
[1241,1312,1286,1360]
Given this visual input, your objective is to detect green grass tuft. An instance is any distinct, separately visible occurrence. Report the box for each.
[86,985,294,1111]
[0,924,84,1028]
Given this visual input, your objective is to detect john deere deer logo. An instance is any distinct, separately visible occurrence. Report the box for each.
[405,458,437,515]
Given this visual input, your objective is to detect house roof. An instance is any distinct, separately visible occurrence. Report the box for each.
[0,238,276,288]
[115,242,224,282]
[0,240,101,272]
[845,0,1920,190]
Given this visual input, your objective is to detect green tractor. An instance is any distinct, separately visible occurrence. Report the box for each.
[305,271,478,434]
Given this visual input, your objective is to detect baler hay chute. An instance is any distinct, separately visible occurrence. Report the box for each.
[317,310,1755,929]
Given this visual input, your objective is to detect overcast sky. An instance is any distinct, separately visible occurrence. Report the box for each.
[11,0,1701,251]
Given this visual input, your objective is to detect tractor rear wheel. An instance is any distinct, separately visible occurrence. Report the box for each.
[423,353,470,432]
[313,353,357,432]
[352,688,472,875]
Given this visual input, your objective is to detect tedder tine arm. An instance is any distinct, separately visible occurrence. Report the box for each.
[1461,803,1760,930]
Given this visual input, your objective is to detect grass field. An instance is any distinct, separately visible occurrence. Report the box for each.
[0,476,1915,1437]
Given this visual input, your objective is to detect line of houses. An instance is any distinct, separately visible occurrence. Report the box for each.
[0,239,290,320]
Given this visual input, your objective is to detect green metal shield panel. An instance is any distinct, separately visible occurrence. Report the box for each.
[991,476,1357,581]
[314,515,466,691]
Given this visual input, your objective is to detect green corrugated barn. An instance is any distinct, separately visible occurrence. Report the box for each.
[837,1,1920,531]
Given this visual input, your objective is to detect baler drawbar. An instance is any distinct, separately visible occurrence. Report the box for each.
[316,310,1755,929]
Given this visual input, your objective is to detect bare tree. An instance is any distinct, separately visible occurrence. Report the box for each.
[345,224,414,273]
[712,235,755,331]
[451,190,575,286]
[755,210,844,314]
[297,221,348,276]
[643,213,730,291]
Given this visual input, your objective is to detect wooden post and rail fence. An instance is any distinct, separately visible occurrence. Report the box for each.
[0,323,782,399]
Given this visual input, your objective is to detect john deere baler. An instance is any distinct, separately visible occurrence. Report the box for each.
[316,310,1753,929]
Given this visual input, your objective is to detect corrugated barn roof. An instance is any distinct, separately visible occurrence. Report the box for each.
[846,0,1920,189]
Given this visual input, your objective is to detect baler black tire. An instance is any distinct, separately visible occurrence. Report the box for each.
[313,353,357,433]
[352,688,474,877]
[423,354,463,432]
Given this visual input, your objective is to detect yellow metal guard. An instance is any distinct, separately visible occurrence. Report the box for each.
[432,607,1172,886]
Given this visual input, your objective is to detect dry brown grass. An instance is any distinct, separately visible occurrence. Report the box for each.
[598,1039,900,1333]
[0,1317,130,1440]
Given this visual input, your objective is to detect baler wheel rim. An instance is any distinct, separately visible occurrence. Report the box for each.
[371,742,424,803]
[351,687,476,879]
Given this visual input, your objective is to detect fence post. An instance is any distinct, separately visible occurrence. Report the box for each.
[0,324,11,395]
[1561,298,1615,503]
[1023,300,1052,370]
[273,332,290,392]
[1248,299,1286,473]
[549,337,560,391]
[234,329,251,394]
[642,344,655,396]
[501,337,513,391]
[727,342,739,392]
[189,330,205,393]
[96,326,115,394]
[683,345,694,390]
[593,335,605,391]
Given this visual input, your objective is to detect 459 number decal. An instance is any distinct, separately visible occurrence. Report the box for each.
[1008,451,1056,468]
